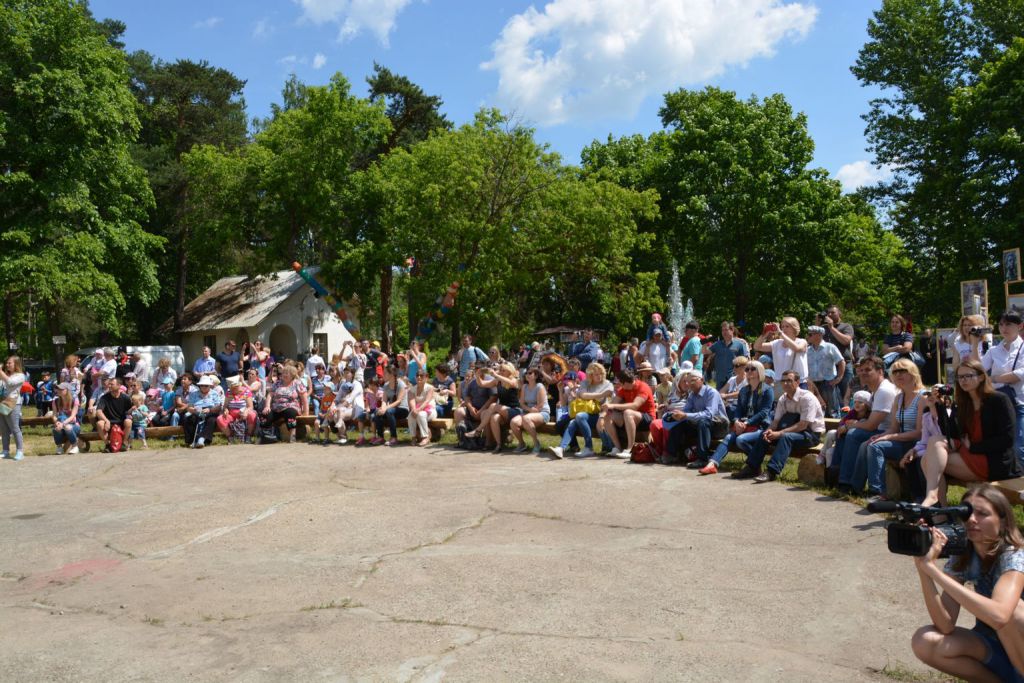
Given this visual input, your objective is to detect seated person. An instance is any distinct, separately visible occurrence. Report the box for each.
[510,368,549,454]
[94,379,133,452]
[920,359,1022,506]
[548,361,614,459]
[831,356,898,493]
[661,370,728,468]
[818,390,871,468]
[731,370,825,482]
[471,362,520,453]
[432,365,455,418]
[911,484,1024,682]
[649,372,691,460]
[718,356,749,420]
[453,361,496,447]
[182,376,222,448]
[699,360,774,475]
[881,314,919,369]
[217,378,258,443]
[598,369,656,458]
[654,367,673,409]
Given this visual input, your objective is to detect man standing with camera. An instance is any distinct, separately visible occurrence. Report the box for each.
[822,306,855,404]
[830,356,897,493]
[973,310,1024,467]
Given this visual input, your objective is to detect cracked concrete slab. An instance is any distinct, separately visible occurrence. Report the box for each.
[1,444,941,681]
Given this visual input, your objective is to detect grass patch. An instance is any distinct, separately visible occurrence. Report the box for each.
[300,598,356,612]
[142,615,164,627]
[874,661,955,681]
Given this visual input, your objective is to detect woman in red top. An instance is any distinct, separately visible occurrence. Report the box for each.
[921,359,1022,506]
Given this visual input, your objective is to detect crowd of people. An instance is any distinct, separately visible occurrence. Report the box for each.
[2,307,1024,680]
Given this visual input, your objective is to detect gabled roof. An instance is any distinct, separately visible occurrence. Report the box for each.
[158,267,318,334]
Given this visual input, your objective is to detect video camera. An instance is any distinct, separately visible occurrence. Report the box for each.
[867,500,972,558]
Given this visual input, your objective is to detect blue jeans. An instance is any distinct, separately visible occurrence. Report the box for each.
[743,430,821,475]
[560,412,599,449]
[667,416,728,459]
[861,439,914,495]
[374,407,409,438]
[1014,401,1024,471]
[814,380,840,418]
[709,429,762,465]
[53,423,81,445]
[836,428,883,488]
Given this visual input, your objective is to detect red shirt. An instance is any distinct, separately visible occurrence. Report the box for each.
[617,381,656,417]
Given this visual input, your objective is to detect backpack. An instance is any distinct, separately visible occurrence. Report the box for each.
[258,416,279,445]
[456,421,485,450]
[630,442,657,464]
[108,424,125,453]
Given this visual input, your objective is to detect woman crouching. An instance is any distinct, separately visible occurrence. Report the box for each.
[912,483,1024,681]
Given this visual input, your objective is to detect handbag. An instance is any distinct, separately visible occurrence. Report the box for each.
[569,398,600,418]
[0,385,16,416]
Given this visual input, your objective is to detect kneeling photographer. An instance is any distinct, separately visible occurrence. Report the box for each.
[909,484,1024,682]
[920,359,1020,507]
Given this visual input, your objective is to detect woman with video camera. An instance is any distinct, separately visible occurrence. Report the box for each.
[920,359,1021,507]
[912,484,1024,682]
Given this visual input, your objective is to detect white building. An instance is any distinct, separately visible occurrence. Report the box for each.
[161,267,358,366]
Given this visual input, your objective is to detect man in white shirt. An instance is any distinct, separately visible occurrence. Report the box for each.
[830,356,897,493]
[638,329,671,372]
[974,311,1024,465]
[732,370,825,482]
[305,346,326,374]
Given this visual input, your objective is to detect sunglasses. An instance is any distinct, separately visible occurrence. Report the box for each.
[743,367,758,373]
[957,373,980,380]
[891,368,909,375]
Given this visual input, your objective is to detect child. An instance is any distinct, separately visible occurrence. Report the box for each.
[35,370,55,416]
[129,392,151,449]
[332,368,363,445]
[356,377,382,445]
[433,365,455,418]
[818,390,871,467]
[311,379,336,445]
[654,368,674,410]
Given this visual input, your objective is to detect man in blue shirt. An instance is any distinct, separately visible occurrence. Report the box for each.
[680,322,704,372]
[569,329,603,372]
[192,346,216,376]
[457,335,487,380]
[215,340,241,382]
[705,321,750,387]
[662,371,728,466]
[805,326,846,417]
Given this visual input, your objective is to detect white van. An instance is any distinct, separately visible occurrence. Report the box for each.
[74,345,185,383]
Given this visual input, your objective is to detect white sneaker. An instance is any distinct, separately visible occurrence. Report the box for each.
[578,447,596,458]
[196,437,205,447]
[612,449,630,459]
[605,448,621,458]
[56,446,64,455]
[337,437,348,445]
[548,446,564,459]
[68,445,79,455]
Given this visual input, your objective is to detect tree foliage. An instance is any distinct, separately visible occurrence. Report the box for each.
[853,0,1024,321]
[0,0,160,350]
[337,111,661,348]
[584,87,908,332]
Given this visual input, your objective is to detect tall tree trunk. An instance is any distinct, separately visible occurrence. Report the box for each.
[380,265,393,354]
[733,250,748,331]
[406,259,420,349]
[3,293,14,353]
[173,223,190,342]
[449,307,460,356]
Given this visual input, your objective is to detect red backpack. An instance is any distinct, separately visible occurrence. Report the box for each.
[630,442,656,464]
[108,424,125,453]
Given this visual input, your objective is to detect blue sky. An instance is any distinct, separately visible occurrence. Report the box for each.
[91,0,890,191]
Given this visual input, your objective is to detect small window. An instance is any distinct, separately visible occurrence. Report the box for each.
[312,333,328,357]
[203,335,217,353]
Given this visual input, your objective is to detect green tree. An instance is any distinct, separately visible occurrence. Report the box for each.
[852,0,1024,320]
[350,111,660,348]
[584,87,907,332]
[0,0,160,354]
[126,52,248,337]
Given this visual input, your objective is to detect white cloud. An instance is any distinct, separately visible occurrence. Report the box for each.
[481,0,818,126]
[279,55,304,67]
[253,18,273,39]
[293,0,416,45]
[834,160,894,193]
[193,16,223,30]
[312,53,327,69]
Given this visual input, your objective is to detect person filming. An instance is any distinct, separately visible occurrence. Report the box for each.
[911,484,1024,682]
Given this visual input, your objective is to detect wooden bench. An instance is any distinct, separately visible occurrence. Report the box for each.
[294,415,453,442]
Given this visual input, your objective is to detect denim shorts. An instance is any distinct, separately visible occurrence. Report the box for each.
[975,626,1024,683]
